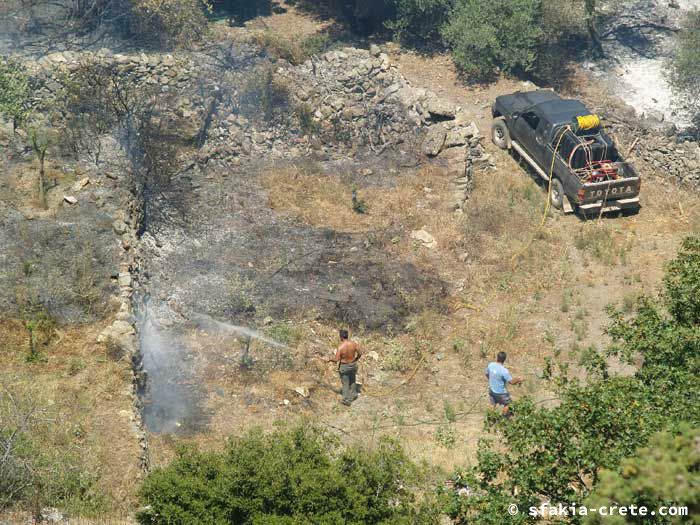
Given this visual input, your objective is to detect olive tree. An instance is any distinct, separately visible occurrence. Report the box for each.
[584,426,700,525]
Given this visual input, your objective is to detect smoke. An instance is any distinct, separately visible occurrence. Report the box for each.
[136,298,289,434]
[136,297,209,434]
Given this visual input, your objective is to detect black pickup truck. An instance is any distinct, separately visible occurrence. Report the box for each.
[491,90,641,215]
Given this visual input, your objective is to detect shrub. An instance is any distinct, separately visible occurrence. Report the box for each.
[0,379,105,514]
[0,57,31,129]
[137,425,436,524]
[239,66,291,123]
[584,425,700,525]
[385,0,452,45]
[251,31,304,64]
[129,0,211,48]
[294,102,319,136]
[300,32,334,58]
[442,0,543,79]
[664,236,700,325]
[251,31,334,65]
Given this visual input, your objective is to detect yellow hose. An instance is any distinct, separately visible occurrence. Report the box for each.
[509,125,571,266]
[576,114,600,131]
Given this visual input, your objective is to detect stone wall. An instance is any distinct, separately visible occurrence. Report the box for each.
[285,46,490,210]
[600,105,700,185]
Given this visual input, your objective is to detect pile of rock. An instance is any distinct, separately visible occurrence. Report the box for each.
[96,207,148,471]
[601,105,700,185]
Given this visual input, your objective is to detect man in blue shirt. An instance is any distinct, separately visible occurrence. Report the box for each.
[485,352,523,415]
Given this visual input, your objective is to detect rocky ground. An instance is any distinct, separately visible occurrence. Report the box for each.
[586,0,700,130]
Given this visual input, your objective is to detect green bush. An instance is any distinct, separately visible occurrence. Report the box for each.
[584,425,700,525]
[129,0,211,48]
[441,0,543,79]
[137,425,436,525]
[664,236,700,325]
[0,57,31,129]
[239,66,291,123]
[385,0,453,45]
[0,379,106,515]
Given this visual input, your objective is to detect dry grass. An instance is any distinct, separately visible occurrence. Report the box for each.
[263,163,441,233]
[0,319,142,518]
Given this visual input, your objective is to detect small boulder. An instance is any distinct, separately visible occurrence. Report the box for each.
[113,219,128,234]
[41,508,63,522]
[72,177,90,191]
[425,97,456,120]
[294,386,310,398]
[411,229,437,249]
[421,125,447,157]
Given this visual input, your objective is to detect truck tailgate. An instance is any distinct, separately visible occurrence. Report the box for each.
[580,177,640,204]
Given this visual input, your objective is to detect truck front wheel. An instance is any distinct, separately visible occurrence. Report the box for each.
[491,118,510,149]
[550,178,565,210]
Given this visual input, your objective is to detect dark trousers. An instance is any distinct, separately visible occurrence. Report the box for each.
[338,362,358,403]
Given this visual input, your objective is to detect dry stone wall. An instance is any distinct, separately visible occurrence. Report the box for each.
[598,103,700,185]
[283,46,491,210]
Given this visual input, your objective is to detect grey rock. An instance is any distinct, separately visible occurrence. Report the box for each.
[411,229,437,249]
[41,508,63,522]
[113,219,128,234]
[422,125,447,157]
[425,97,456,119]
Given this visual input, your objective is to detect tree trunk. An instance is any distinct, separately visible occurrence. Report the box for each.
[585,0,604,57]
[38,152,47,210]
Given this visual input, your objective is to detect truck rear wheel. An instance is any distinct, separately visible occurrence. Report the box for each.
[550,178,564,210]
[491,118,510,149]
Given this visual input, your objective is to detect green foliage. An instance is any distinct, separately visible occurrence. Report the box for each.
[251,30,336,67]
[300,32,335,58]
[584,425,700,524]
[664,236,700,325]
[0,57,30,128]
[351,184,368,214]
[447,236,700,524]
[669,10,700,113]
[573,225,632,265]
[16,294,55,363]
[381,341,411,371]
[385,0,453,44]
[442,0,543,78]
[137,425,435,525]
[435,424,456,449]
[265,322,303,346]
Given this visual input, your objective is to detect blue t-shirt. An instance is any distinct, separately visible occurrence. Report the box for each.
[486,362,512,394]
